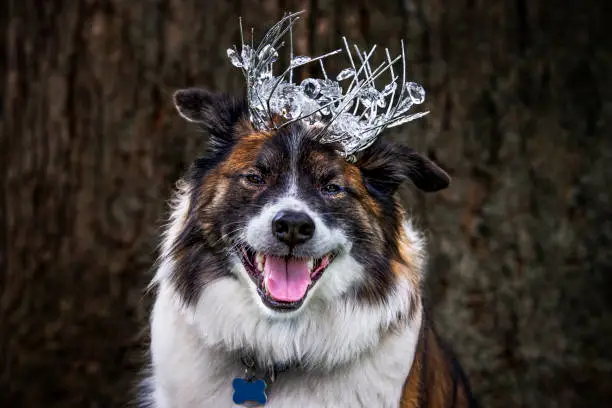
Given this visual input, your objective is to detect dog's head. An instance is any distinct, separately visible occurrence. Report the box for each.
[164,87,449,318]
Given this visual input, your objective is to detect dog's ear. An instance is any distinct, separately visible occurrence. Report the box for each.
[357,140,450,196]
[173,87,246,150]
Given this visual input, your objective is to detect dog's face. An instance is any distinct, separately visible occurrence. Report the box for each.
[168,88,450,317]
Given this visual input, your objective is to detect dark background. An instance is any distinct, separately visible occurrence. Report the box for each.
[1,1,610,407]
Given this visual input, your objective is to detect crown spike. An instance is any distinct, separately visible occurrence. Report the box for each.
[289,15,294,84]
[384,48,397,118]
[342,37,358,86]
[320,60,328,80]
[239,17,245,50]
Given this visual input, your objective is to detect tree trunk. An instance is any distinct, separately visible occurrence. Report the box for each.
[1,1,610,407]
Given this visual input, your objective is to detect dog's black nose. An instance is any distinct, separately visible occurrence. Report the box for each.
[272,211,315,247]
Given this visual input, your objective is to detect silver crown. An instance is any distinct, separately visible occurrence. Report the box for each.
[227,11,429,158]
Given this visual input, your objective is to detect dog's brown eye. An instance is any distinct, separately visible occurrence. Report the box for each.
[321,184,343,195]
[245,174,265,185]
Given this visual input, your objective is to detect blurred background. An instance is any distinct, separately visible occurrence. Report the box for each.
[1,1,610,407]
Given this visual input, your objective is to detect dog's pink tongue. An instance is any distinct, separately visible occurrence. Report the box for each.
[264,256,311,302]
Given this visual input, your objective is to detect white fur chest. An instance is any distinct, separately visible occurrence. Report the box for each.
[149,282,422,408]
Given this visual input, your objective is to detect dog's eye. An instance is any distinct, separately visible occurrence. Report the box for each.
[245,174,265,185]
[321,184,343,195]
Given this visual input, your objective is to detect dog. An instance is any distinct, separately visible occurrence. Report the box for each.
[140,87,476,408]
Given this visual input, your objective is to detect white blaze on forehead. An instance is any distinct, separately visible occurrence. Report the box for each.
[286,132,301,197]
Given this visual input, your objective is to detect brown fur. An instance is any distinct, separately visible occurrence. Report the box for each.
[344,164,384,219]
[400,321,475,408]
[394,229,422,285]
[392,219,474,407]
[222,132,271,172]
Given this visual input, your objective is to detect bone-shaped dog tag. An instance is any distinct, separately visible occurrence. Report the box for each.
[232,377,268,406]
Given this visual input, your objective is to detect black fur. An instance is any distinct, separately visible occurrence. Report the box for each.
[357,139,450,195]
[173,87,247,153]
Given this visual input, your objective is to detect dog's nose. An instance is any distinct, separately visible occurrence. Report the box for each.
[272,211,315,247]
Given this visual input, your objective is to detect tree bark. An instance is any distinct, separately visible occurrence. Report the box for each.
[1,0,610,407]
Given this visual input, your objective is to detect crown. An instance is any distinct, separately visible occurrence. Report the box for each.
[227,11,429,159]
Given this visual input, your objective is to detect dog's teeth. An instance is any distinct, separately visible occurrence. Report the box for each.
[263,276,271,294]
[307,258,314,271]
[256,253,265,272]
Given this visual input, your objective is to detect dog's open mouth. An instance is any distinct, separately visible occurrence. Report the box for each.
[238,246,337,311]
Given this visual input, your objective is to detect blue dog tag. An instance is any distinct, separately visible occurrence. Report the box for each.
[232,377,268,406]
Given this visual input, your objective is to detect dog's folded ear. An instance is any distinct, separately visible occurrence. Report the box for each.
[357,140,450,196]
[173,88,246,150]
